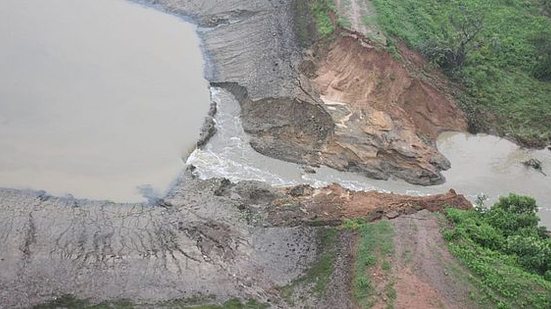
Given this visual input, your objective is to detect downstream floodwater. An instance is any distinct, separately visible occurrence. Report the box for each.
[0,0,210,202]
[189,87,551,227]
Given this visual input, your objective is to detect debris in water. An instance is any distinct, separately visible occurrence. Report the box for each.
[522,158,547,176]
[137,184,172,207]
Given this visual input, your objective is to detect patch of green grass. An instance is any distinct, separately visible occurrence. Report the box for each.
[293,0,337,47]
[280,228,338,303]
[33,296,268,309]
[308,228,338,294]
[371,0,551,146]
[447,241,551,308]
[312,0,337,37]
[442,194,551,308]
[384,281,396,309]
[346,220,395,309]
[179,299,268,309]
[33,296,134,309]
[337,16,352,29]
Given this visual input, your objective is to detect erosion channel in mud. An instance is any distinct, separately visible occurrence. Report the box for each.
[189,88,551,227]
[0,0,210,202]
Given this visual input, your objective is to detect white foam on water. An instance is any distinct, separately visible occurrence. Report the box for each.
[190,87,551,227]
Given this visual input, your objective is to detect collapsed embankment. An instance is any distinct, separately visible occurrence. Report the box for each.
[145,0,469,186]
[0,0,476,307]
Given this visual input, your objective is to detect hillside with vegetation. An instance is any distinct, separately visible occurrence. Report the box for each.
[444,195,551,308]
[370,0,551,146]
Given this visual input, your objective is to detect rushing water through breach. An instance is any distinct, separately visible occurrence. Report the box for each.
[189,88,551,227]
[0,0,210,202]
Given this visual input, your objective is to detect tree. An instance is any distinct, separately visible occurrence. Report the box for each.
[421,2,485,74]
[543,0,551,16]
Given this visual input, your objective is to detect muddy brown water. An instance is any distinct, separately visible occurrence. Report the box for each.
[0,0,209,202]
[189,87,551,227]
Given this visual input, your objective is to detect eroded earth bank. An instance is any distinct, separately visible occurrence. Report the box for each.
[0,0,513,308]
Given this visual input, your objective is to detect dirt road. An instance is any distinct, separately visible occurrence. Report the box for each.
[334,0,386,43]
[390,210,478,309]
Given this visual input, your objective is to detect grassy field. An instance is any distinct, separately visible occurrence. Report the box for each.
[370,0,551,146]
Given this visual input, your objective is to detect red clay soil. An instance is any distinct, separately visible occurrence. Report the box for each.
[313,34,467,139]
[302,32,469,185]
[267,184,471,226]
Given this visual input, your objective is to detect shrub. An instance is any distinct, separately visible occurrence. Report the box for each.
[311,0,336,37]
[543,0,551,15]
[505,235,551,275]
[444,194,551,306]
[462,218,505,250]
[445,194,551,278]
[485,194,540,236]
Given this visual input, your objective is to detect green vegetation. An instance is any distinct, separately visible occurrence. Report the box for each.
[443,194,551,308]
[311,0,337,37]
[543,0,551,15]
[280,228,338,303]
[33,295,268,309]
[33,296,134,309]
[293,0,336,47]
[175,299,268,309]
[371,0,551,146]
[344,219,395,309]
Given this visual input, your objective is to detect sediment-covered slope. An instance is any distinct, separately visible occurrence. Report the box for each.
[0,167,472,307]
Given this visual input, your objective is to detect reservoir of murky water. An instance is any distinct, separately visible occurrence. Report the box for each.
[0,0,210,202]
[189,87,551,227]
